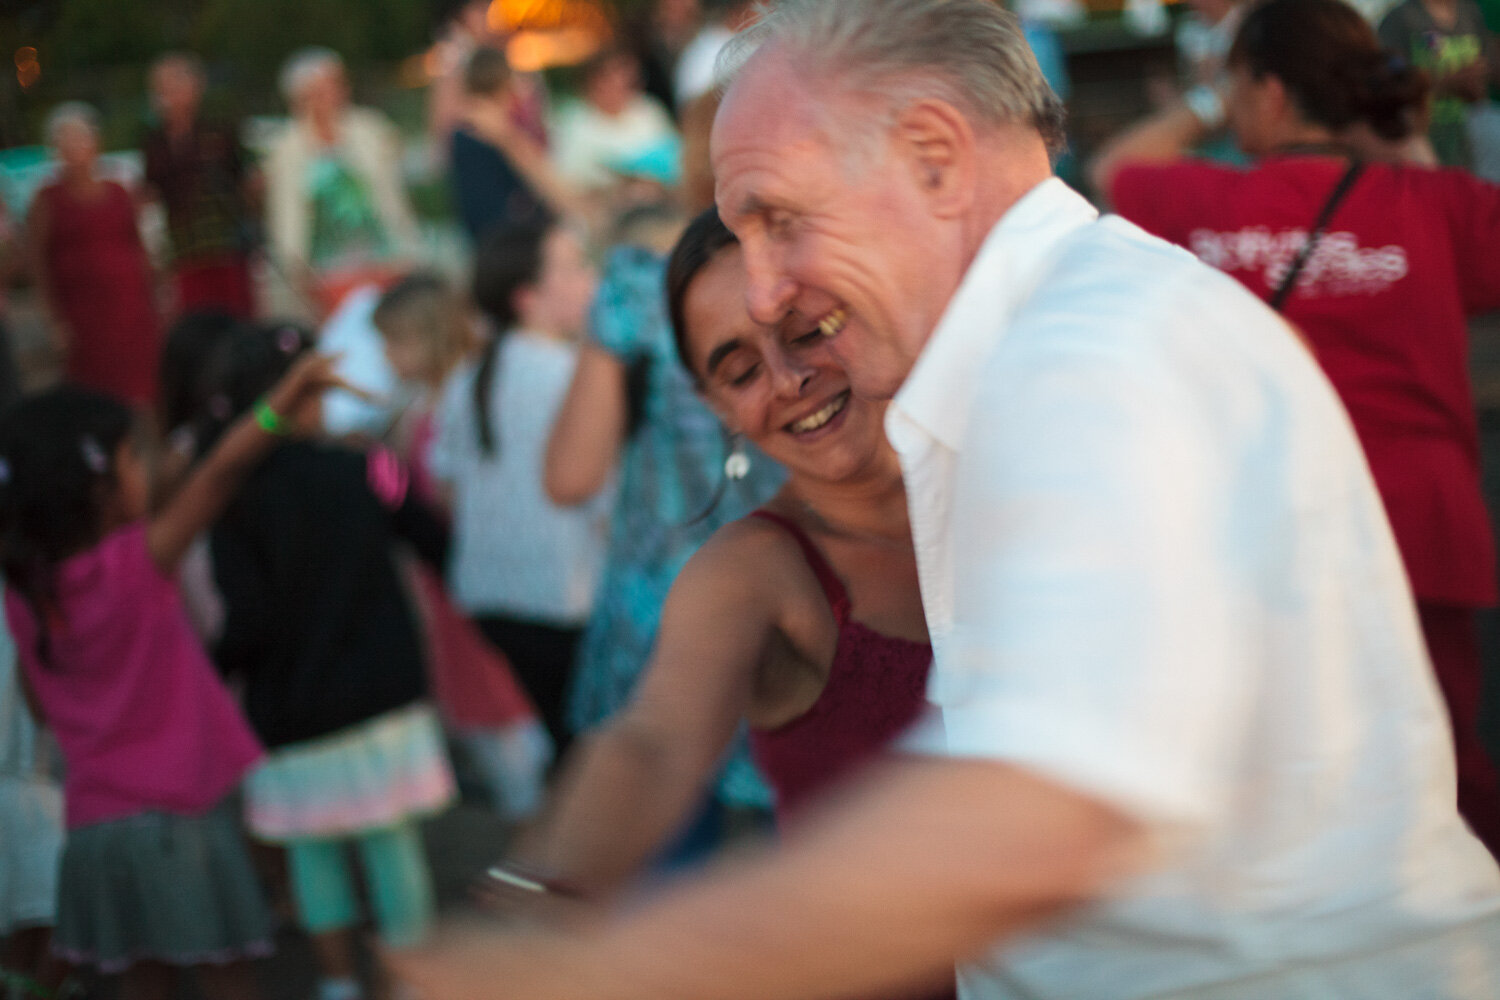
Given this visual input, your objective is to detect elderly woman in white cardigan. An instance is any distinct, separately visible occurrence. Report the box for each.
[265,48,421,316]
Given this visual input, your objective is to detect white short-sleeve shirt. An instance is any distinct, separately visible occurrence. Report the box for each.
[430,330,611,625]
[889,178,1500,999]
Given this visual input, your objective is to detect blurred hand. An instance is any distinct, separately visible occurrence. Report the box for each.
[264,351,377,435]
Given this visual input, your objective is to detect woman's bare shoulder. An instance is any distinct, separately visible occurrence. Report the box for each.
[675,511,819,607]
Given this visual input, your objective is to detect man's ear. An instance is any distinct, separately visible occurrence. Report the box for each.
[892,98,977,220]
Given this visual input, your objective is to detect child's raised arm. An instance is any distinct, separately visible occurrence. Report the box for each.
[146,353,357,574]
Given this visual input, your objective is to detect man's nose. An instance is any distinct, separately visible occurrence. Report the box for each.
[742,239,797,326]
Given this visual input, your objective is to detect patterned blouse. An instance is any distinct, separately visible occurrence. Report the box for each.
[567,245,785,809]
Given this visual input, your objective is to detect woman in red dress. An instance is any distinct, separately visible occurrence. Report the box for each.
[29,102,161,407]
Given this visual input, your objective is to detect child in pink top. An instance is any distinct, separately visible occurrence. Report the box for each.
[8,522,261,829]
[0,354,349,999]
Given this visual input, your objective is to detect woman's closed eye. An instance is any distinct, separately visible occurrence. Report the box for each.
[725,361,761,388]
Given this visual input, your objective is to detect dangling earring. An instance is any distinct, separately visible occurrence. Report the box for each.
[724,435,750,481]
[682,430,746,527]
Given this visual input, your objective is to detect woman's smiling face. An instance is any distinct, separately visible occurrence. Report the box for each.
[682,245,891,485]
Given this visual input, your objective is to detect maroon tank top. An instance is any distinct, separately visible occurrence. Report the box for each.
[747,510,933,823]
[749,512,955,1000]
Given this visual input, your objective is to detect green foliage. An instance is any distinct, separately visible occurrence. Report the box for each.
[191,0,430,74]
[20,0,431,80]
[1,0,434,145]
[37,0,178,71]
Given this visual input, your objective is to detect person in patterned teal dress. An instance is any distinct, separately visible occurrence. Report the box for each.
[550,230,784,821]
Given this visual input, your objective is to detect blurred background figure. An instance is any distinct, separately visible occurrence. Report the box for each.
[550,49,680,199]
[673,0,755,111]
[1095,0,1500,857]
[430,221,609,758]
[264,48,420,318]
[1379,0,1500,168]
[450,48,574,244]
[671,0,758,212]
[0,195,22,407]
[620,0,703,120]
[0,600,69,1000]
[203,323,454,1000]
[373,272,556,822]
[426,0,550,170]
[144,52,259,321]
[27,102,161,407]
[315,284,408,440]
[1176,0,1247,88]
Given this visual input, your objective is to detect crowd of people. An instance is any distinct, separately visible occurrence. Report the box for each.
[2,0,1500,999]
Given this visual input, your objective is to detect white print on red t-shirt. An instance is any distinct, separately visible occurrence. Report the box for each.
[1188,227,1409,298]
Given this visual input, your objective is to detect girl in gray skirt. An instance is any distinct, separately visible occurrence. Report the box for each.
[0,354,346,999]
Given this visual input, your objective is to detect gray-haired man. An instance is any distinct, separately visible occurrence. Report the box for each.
[391,2,1500,997]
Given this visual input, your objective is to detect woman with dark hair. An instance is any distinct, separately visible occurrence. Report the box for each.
[449,48,580,242]
[488,211,953,1000]
[1092,0,1500,857]
[428,222,607,755]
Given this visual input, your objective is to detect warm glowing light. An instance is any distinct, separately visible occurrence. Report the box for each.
[487,0,610,34]
[15,47,40,90]
[505,27,605,72]
[482,0,609,71]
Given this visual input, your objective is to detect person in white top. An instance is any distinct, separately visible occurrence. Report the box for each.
[264,48,421,313]
[430,220,610,754]
[550,49,679,192]
[387,1,1500,998]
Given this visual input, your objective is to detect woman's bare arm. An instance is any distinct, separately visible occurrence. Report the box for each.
[146,354,353,573]
[1088,104,1209,204]
[544,345,628,506]
[507,526,793,894]
[392,757,1146,1000]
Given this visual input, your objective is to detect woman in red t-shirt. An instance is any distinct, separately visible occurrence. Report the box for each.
[1093,0,1500,857]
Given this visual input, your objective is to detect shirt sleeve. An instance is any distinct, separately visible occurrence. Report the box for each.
[264,127,308,270]
[1437,170,1500,314]
[588,246,665,359]
[930,299,1254,831]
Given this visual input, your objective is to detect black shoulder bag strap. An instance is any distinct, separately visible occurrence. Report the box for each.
[1269,160,1366,313]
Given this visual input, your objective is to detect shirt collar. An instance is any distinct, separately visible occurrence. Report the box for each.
[889,177,1098,452]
